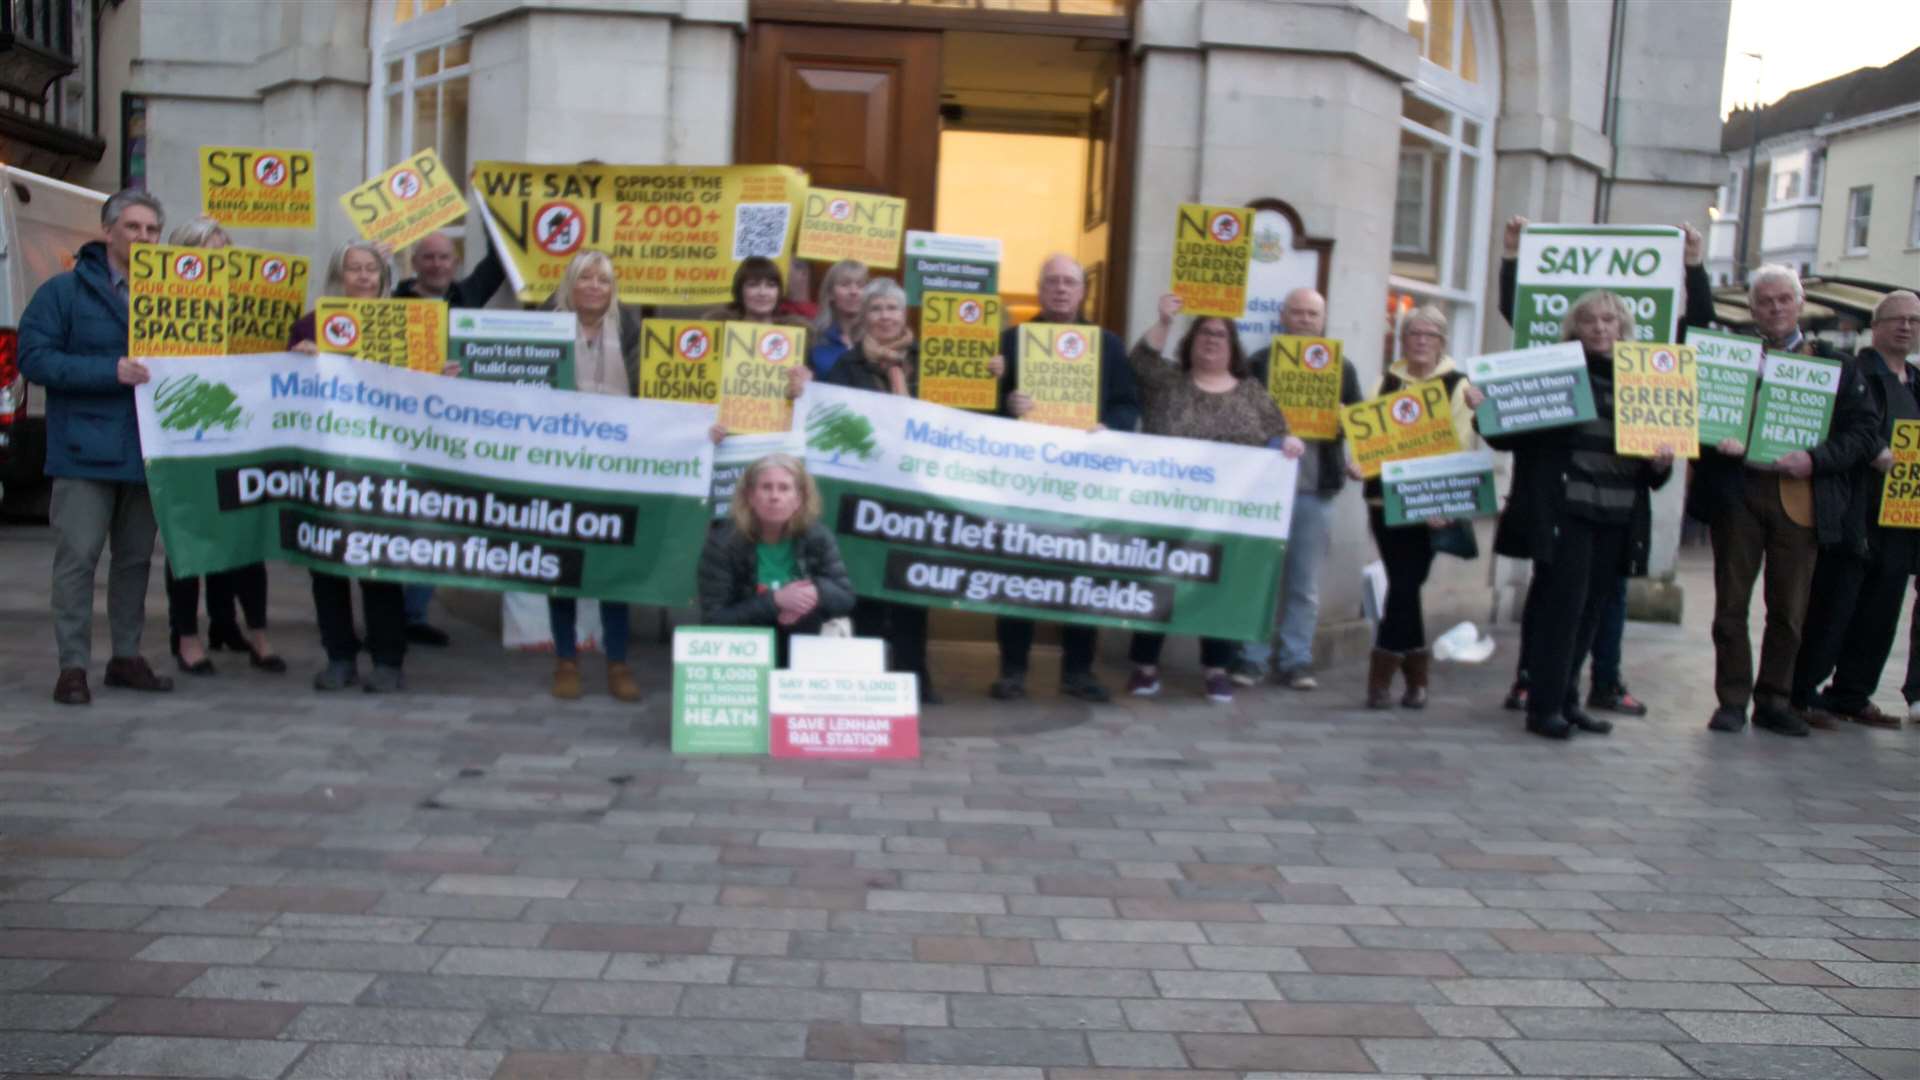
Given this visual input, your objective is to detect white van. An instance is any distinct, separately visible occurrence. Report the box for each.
[0,166,107,515]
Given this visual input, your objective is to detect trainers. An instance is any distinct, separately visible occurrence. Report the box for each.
[1588,682,1649,716]
[1564,706,1613,735]
[1228,660,1264,688]
[363,665,406,693]
[1526,711,1572,739]
[1753,701,1809,737]
[1274,668,1319,691]
[1707,706,1747,732]
[313,661,358,691]
[1204,673,1234,704]
[1060,673,1111,704]
[1126,668,1161,697]
[1503,682,1530,711]
[988,676,1027,701]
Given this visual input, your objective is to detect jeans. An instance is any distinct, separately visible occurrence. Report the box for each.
[403,584,435,624]
[1244,491,1334,672]
[548,598,630,663]
[50,478,157,670]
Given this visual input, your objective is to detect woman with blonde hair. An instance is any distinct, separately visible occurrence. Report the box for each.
[808,259,868,376]
[696,452,856,666]
[162,217,286,677]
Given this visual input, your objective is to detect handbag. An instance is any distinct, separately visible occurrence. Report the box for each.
[1430,519,1480,560]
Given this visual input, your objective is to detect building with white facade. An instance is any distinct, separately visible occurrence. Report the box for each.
[6,0,1731,661]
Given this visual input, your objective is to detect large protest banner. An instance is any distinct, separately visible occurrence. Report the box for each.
[1263,335,1344,440]
[1467,342,1595,437]
[473,162,805,307]
[799,383,1293,640]
[341,149,467,251]
[1339,380,1461,479]
[129,244,229,357]
[1690,328,1764,447]
[201,146,316,229]
[1881,420,1920,529]
[919,292,1001,411]
[1511,225,1685,349]
[1613,342,1699,459]
[796,189,906,269]
[134,353,714,605]
[1747,354,1840,464]
[225,248,310,354]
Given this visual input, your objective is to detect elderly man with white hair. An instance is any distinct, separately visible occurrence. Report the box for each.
[1793,290,1920,729]
[1687,264,1879,737]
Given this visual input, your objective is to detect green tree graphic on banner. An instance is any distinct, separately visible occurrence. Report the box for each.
[807,403,878,463]
[154,375,246,440]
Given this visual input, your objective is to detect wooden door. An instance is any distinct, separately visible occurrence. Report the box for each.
[740,23,942,237]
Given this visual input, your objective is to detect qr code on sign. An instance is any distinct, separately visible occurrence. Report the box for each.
[732,202,791,260]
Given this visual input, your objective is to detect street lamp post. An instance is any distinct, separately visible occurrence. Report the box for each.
[1734,51,1764,286]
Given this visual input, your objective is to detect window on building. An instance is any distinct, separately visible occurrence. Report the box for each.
[1773,168,1802,204]
[1724,167,1742,216]
[1392,0,1496,361]
[368,1,470,256]
[1847,185,1872,254]
[1910,176,1919,248]
[1808,148,1825,199]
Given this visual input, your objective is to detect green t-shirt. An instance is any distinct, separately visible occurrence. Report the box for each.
[756,540,799,591]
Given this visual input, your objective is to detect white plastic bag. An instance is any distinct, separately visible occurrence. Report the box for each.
[501,593,603,653]
[1431,620,1496,663]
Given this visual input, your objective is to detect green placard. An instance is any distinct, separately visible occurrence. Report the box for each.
[452,309,577,390]
[671,627,774,755]
[1747,355,1841,465]
[1510,225,1685,349]
[1690,328,1764,448]
[1382,450,1499,526]
[1466,342,1596,437]
[903,230,1000,305]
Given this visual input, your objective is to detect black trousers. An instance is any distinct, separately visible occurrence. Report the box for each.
[1793,545,1913,713]
[852,597,928,680]
[166,561,268,638]
[311,572,406,667]
[1906,578,1920,706]
[1368,506,1435,653]
[1129,632,1237,670]
[996,617,1097,679]
[1520,518,1628,719]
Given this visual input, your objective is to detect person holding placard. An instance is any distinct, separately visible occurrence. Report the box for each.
[988,254,1142,704]
[1791,291,1920,730]
[808,259,868,376]
[697,453,856,667]
[1360,305,1482,710]
[545,250,645,702]
[1479,291,1675,739]
[1124,294,1305,705]
[158,217,285,679]
[289,240,416,693]
[708,257,811,328]
[1239,287,1361,690]
[21,189,174,705]
[1688,264,1876,737]
[788,278,941,702]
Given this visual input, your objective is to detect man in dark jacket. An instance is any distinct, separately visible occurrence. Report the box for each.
[990,254,1142,703]
[1690,264,1879,736]
[390,230,508,645]
[1238,287,1362,689]
[20,189,174,704]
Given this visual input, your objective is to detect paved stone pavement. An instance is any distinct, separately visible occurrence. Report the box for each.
[3,520,1918,1080]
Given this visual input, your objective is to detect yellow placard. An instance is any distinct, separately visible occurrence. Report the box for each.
[200,146,316,229]
[638,319,723,404]
[225,247,311,354]
[1613,342,1700,459]
[1339,379,1461,479]
[340,149,467,251]
[472,161,806,306]
[918,292,1002,411]
[129,243,229,357]
[1881,420,1920,528]
[718,322,805,434]
[1170,203,1252,318]
[315,297,449,373]
[1266,335,1344,441]
[1017,323,1101,430]
[795,188,907,270]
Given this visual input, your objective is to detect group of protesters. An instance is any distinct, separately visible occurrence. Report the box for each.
[21,186,1920,740]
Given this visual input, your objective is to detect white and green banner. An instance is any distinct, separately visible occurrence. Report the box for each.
[1689,327,1765,448]
[710,431,806,522]
[1512,225,1685,349]
[1382,449,1499,526]
[798,382,1294,640]
[451,309,577,390]
[1748,354,1841,465]
[1467,342,1595,437]
[134,352,715,602]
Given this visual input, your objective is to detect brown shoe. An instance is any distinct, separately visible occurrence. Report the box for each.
[53,667,91,705]
[552,658,583,700]
[1366,649,1399,709]
[1800,706,1841,731]
[1400,648,1430,709]
[1847,702,1902,729]
[607,662,640,703]
[103,656,173,692]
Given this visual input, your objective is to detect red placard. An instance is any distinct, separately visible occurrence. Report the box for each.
[767,671,921,760]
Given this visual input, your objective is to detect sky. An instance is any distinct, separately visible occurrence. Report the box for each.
[1720,0,1920,116]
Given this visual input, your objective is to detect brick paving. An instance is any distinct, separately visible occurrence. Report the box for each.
[2,520,1918,1079]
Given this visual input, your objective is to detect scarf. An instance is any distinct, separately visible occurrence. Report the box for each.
[858,327,916,396]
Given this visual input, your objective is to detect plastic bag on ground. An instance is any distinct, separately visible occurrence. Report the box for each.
[1431,620,1495,663]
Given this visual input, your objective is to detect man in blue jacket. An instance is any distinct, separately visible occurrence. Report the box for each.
[20,189,173,704]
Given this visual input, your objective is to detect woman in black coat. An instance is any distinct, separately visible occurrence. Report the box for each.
[698,452,856,668]
[1479,290,1674,739]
